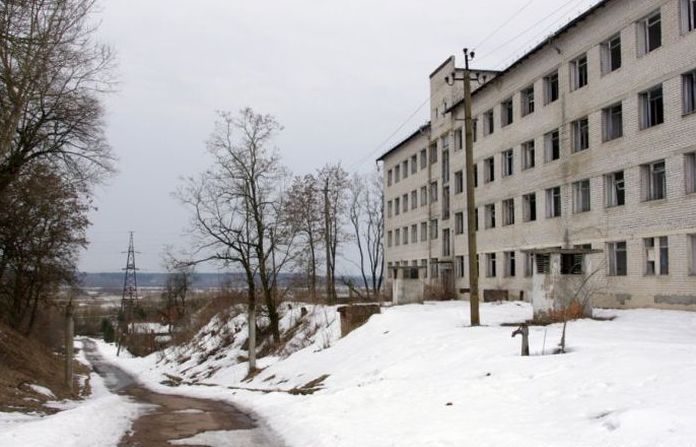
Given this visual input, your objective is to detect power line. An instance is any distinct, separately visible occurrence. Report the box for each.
[472,0,537,51]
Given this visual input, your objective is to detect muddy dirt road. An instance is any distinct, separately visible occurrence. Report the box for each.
[82,340,282,447]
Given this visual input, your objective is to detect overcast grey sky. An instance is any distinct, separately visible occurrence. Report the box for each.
[80,0,601,273]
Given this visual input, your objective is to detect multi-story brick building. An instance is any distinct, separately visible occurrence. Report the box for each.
[378,0,696,310]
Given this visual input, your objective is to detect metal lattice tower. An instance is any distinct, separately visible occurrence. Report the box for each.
[120,232,139,314]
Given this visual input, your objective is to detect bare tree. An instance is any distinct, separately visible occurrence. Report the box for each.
[0,0,115,195]
[178,109,291,372]
[161,254,195,333]
[318,163,349,304]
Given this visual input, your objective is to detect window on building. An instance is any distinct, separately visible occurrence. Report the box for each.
[608,241,627,276]
[605,171,625,207]
[387,262,392,278]
[501,98,514,127]
[690,234,696,275]
[430,181,438,202]
[644,236,669,275]
[474,164,479,188]
[484,203,496,229]
[403,160,409,179]
[561,253,584,275]
[637,10,662,56]
[441,135,449,151]
[546,186,562,218]
[420,148,427,169]
[502,198,515,226]
[395,165,401,182]
[456,256,465,278]
[474,208,479,232]
[430,219,439,240]
[387,200,393,218]
[411,224,417,244]
[387,231,392,247]
[602,103,623,141]
[455,128,463,151]
[394,197,400,216]
[421,259,428,278]
[544,70,559,104]
[454,170,463,194]
[502,149,514,177]
[387,169,393,186]
[402,193,408,213]
[401,226,408,245]
[411,190,417,210]
[573,179,591,213]
[522,140,535,170]
[544,129,560,162]
[686,152,696,194]
[483,109,494,136]
[641,160,666,201]
[430,258,439,279]
[536,254,551,274]
[442,186,450,220]
[571,117,589,153]
[601,34,622,74]
[486,253,497,278]
[442,149,450,184]
[684,70,696,115]
[484,157,495,183]
[455,212,464,235]
[682,0,696,32]
[472,118,478,142]
[411,155,417,174]
[420,222,427,242]
[521,85,535,116]
[523,192,537,222]
[524,252,534,277]
[639,85,664,129]
[504,251,516,277]
[430,144,438,164]
[442,229,451,257]
[394,228,400,246]
[569,54,588,90]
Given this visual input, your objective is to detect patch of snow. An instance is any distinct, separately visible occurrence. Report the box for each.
[27,384,55,399]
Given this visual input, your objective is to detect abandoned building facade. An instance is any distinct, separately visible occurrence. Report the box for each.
[379,0,696,310]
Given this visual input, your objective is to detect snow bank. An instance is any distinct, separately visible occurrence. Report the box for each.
[0,340,143,447]
[94,301,696,447]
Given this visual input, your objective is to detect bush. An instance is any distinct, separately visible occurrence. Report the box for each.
[101,318,115,343]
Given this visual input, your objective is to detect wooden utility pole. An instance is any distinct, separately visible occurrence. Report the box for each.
[64,302,74,393]
[462,49,480,326]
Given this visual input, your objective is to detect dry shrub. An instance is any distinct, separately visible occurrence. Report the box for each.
[170,288,245,347]
[533,299,589,325]
[424,283,452,301]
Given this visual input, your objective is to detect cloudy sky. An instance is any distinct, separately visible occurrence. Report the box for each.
[81,0,602,273]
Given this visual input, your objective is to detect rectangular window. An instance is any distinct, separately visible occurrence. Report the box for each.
[420,148,427,169]
[442,229,451,257]
[501,98,514,127]
[442,149,450,184]
[502,198,515,226]
[411,190,417,210]
[387,231,392,247]
[430,144,438,164]
[608,241,627,276]
[570,54,588,90]
[601,34,622,74]
[421,259,428,278]
[641,160,666,201]
[561,253,584,275]
[402,160,408,179]
[472,118,478,142]
[686,152,696,194]
[474,208,479,232]
[455,212,464,235]
[524,252,534,277]
[411,224,417,244]
[456,255,465,279]
[605,171,625,207]
[454,170,463,194]
[504,251,516,277]
[420,186,428,207]
[411,155,417,174]
[430,219,439,240]
[522,140,535,170]
[421,222,427,242]
[544,71,559,104]
[387,200,393,218]
[684,70,696,115]
[638,11,662,55]
[484,157,495,183]
[523,193,537,222]
[484,203,496,229]
[536,254,551,274]
[430,258,439,279]
[486,253,497,278]
[402,194,408,213]
[394,197,400,216]
[483,110,494,136]
[502,149,514,177]
[690,234,696,275]
[521,85,535,116]
[571,117,589,153]
[430,181,438,202]
[387,169,392,186]
[546,186,562,218]
[639,85,664,129]
[602,103,623,141]
[442,186,450,220]
[474,164,478,188]
[682,0,696,33]
[644,237,669,275]
[394,228,400,246]
[403,226,409,245]
[573,179,591,213]
[394,165,400,182]
[455,128,463,151]
[544,129,560,162]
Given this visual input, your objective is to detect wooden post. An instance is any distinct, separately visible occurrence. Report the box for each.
[64,302,74,393]
[512,324,530,356]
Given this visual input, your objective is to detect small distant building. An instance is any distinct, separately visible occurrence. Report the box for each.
[390,265,426,305]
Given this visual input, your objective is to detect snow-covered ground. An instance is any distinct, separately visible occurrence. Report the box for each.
[0,340,143,447]
[90,301,696,447]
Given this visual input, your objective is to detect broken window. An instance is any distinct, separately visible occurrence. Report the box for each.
[561,253,583,275]
[523,193,537,222]
[608,241,627,276]
[641,160,666,201]
[569,53,588,90]
[605,171,625,207]
[544,129,560,162]
[644,236,669,275]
